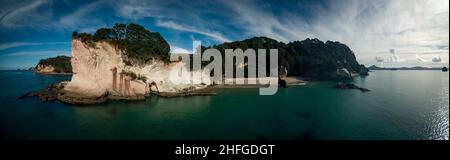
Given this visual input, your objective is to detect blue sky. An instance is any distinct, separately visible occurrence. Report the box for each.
[0,0,448,69]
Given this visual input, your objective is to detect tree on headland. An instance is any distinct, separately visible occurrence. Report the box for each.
[94,28,113,40]
[112,23,127,40]
[73,23,171,64]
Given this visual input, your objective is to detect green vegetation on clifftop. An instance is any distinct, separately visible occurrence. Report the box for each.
[73,23,170,64]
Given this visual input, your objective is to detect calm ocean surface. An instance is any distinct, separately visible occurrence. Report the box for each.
[0,70,448,140]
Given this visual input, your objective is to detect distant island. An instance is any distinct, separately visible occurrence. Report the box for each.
[33,55,72,74]
[368,65,447,71]
[22,23,369,105]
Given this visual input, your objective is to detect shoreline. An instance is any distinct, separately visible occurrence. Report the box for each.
[19,76,309,105]
[34,71,73,75]
[18,75,376,105]
[282,76,307,86]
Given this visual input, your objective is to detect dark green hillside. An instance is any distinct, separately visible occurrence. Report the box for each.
[36,56,72,73]
[206,37,365,80]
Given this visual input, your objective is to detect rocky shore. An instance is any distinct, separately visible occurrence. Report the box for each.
[18,82,68,102]
[153,87,217,97]
[19,80,216,105]
[21,77,375,105]
[282,77,307,86]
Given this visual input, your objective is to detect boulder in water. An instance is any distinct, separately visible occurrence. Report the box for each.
[334,82,370,92]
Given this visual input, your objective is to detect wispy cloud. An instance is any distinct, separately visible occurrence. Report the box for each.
[59,0,106,29]
[0,50,70,57]
[219,0,303,42]
[170,45,191,54]
[156,20,231,42]
[113,0,233,43]
[221,0,449,67]
[0,0,108,31]
[432,56,443,63]
[416,54,426,62]
[0,0,52,28]
[416,54,446,63]
[115,4,165,20]
[0,42,69,51]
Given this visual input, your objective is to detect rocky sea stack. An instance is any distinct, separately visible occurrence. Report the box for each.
[57,23,212,104]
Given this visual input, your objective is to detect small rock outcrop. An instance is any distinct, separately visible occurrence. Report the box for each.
[334,82,370,92]
[278,78,287,88]
[359,65,369,76]
[279,66,288,79]
[18,82,68,102]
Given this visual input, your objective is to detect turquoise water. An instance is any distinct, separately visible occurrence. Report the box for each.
[0,70,448,140]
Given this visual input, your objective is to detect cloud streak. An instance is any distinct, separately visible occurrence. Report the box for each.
[0,0,52,28]
[0,42,69,51]
[0,50,70,57]
[432,56,443,63]
[156,20,231,42]
[221,0,448,67]
[59,0,106,29]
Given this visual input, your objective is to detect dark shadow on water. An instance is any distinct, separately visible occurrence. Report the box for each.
[256,134,268,140]
[41,109,55,119]
[104,108,118,122]
[109,107,118,115]
[297,131,315,140]
[295,112,311,119]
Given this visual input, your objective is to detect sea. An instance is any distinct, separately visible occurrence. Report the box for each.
[0,70,448,140]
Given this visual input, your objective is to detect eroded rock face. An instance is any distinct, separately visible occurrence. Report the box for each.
[61,39,145,102]
[124,60,210,93]
[279,66,288,79]
[59,39,210,104]
[336,68,353,81]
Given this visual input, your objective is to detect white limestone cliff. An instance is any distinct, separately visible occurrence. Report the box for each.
[59,39,209,104]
